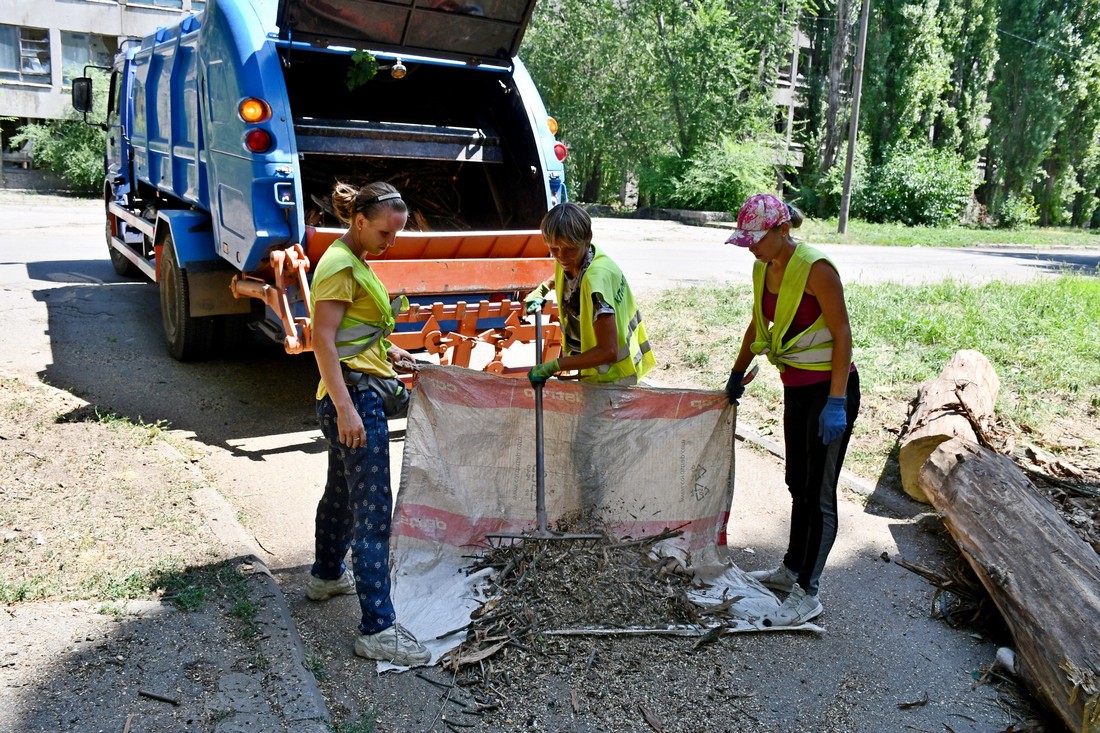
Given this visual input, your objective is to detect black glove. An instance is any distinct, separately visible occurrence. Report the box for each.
[725,370,746,403]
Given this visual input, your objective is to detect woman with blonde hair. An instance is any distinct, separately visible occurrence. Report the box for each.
[304,180,429,666]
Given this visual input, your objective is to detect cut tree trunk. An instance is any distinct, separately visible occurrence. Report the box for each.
[899,349,1000,503]
[919,438,1100,733]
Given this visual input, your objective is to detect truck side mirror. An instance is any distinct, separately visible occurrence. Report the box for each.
[72,77,94,113]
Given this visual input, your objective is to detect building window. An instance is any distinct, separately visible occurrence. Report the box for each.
[128,0,185,8]
[61,31,114,86]
[0,24,51,84]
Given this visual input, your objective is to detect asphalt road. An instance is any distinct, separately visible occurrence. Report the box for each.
[3,191,1094,731]
[590,217,1100,291]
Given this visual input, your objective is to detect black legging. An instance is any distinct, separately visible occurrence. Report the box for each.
[780,370,861,595]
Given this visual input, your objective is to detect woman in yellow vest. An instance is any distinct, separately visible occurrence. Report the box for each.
[305,181,430,667]
[725,193,861,627]
[524,203,655,386]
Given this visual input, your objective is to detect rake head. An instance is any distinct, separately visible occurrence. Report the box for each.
[484,528,606,549]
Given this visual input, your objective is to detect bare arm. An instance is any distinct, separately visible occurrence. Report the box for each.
[556,312,619,372]
[313,299,364,447]
[806,260,852,399]
[731,316,757,373]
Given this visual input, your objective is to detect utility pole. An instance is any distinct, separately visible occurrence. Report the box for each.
[838,0,870,234]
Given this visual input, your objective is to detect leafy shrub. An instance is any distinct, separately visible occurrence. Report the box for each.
[997,192,1039,229]
[10,70,108,194]
[796,138,869,219]
[855,143,975,227]
[635,153,687,209]
[668,137,778,213]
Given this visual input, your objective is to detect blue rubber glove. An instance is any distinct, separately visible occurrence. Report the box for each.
[528,359,559,386]
[818,396,847,445]
[524,283,551,314]
[725,370,746,403]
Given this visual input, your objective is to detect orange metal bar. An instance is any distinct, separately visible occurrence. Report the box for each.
[235,235,561,374]
[370,258,554,295]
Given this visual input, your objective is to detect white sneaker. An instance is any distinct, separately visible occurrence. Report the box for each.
[747,564,798,593]
[355,623,431,667]
[763,585,823,627]
[305,569,356,601]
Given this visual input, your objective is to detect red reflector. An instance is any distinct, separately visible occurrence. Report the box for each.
[554,142,568,161]
[245,129,272,153]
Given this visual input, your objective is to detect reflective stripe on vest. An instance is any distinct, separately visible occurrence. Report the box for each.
[313,240,406,362]
[751,244,836,372]
[334,295,406,360]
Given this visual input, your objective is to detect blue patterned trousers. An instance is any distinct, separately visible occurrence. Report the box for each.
[312,388,396,634]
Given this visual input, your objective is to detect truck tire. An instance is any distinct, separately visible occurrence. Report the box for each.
[159,233,215,361]
[105,185,140,279]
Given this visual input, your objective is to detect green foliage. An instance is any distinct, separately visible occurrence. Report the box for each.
[844,275,1100,426]
[984,0,1079,217]
[667,137,778,212]
[996,193,1040,229]
[797,137,869,218]
[634,154,687,209]
[522,0,803,203]
[345,51,378,91]
[935,0,998,162]
[11,69,109,194]
[862,0,954,165]
[855,143,975,226]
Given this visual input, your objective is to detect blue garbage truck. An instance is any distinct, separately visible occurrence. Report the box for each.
[73,0,567,370]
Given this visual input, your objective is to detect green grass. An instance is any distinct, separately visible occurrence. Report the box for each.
[150,560,261,637]
[331,712,379,733]
[799,217,1100,248]
[639,273,1100,481]
[846,277,1100,423]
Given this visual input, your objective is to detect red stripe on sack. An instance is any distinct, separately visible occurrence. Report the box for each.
[394,503,727,552]
[416,367,728,420]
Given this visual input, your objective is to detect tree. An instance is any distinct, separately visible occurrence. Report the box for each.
[522,0,664,203]
[522,0,803,205]
[11,70,108,194]
[862,0,954,164]
[935,0,999,163]
[982,0,1075,218]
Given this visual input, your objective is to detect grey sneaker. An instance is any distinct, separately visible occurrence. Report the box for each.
[747,564,798,593]
[355,623,431,667]
[762,585,823,627]
[305,569,356,601]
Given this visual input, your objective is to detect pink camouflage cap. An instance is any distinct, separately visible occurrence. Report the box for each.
[725,193,791,247]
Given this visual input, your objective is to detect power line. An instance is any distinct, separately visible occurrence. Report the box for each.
[995,26,1074,59]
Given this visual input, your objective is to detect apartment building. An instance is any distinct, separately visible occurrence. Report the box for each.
[1,0,201,186]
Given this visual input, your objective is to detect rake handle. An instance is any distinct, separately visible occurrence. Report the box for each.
[534,309,547,535]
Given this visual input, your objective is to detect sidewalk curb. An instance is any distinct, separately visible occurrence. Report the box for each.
[181,449,332,732]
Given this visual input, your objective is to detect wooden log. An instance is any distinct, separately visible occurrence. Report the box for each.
[899,349,1000,503]
[919,438,1100,733]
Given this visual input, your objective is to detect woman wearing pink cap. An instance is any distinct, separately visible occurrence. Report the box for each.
[724,193,860,627]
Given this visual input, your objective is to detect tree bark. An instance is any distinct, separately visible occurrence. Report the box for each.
[898,349,999,503]
[918,438,1100,733]
[819,0,851,174]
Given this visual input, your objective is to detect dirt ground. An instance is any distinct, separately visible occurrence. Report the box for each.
[0,373,326,733]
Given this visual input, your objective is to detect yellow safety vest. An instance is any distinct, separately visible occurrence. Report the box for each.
[555,246,655,385]
[751,244,836,372]
[310,240,407,361]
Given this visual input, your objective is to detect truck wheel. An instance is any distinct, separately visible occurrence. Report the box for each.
[159,233,214,361]
[105,185,139,278]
